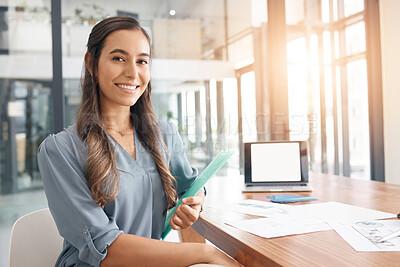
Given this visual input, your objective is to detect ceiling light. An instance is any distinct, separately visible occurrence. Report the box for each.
[169,10,176,16]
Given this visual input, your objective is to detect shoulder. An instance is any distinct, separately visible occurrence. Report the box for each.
[157,121,182,149]
[158,121,178,135]
[38,124,79,149]
[37,124,85,162]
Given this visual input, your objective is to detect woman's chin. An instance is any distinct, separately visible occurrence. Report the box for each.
[127,99,139,107]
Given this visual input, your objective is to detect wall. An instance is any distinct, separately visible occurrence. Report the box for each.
[380,0,400,185]
[227,0,252,37]
[152,19,201,59]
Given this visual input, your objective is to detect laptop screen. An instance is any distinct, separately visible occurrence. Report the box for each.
[245,141,309,184]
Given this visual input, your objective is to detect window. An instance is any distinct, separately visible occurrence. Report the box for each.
[285,0,371,178]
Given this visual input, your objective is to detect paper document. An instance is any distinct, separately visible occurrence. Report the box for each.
[219,200,331,238]
[161,150,234,239]
[291,202,396,225]
[214,199,293,217]
[330,220,400,251]
[227,213,331,238]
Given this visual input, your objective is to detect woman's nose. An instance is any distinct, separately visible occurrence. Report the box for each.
[125,63,138,78]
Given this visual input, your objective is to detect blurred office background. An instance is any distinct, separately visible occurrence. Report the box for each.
[1,0,400,265]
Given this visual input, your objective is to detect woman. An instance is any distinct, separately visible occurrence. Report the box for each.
[37,16,240,267]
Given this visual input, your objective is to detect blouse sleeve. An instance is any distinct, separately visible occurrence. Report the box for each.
[37,134,123,267]
[165,122,199,196]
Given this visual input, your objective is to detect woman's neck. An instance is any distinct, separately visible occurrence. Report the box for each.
[101,106,132,132]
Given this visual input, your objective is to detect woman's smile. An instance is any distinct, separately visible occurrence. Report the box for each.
[115,83,141,93]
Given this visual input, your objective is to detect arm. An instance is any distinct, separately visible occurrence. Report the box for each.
[101,233,241,267]
[163,122,204,230]
[37,134,123,266]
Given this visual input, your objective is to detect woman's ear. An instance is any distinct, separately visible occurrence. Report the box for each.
[85,52,93,76]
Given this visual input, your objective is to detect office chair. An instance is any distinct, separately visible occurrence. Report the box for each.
[8,208,63,267]
[8,208,226,267]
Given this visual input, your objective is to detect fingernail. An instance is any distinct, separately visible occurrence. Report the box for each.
[182,199,187,203]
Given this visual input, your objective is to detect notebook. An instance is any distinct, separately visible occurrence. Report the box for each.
[243,141,312,192]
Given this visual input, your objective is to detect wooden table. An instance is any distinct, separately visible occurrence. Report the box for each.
[183,173,400,267]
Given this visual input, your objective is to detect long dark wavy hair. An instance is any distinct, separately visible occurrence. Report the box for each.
[76,16,177,209]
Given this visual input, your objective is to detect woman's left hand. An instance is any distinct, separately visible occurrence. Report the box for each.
[170,191,204,230]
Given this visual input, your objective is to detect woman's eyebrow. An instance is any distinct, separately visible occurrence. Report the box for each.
[138,52,150,58]
[109,48,129,55]
[109,49,150,58]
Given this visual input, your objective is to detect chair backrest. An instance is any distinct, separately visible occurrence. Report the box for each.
[9,208,63,267]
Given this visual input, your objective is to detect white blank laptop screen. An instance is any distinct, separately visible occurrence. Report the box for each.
[250,143,301,182]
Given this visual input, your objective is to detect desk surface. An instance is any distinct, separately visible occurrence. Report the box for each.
[192,173,400,267]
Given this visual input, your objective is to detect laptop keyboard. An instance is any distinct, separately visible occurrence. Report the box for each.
[247,183,308,187]
[244,183,312,192]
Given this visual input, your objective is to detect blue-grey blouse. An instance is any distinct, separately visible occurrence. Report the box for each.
[37,121,198,267]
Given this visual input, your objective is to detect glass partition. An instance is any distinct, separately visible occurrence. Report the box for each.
[0,2,52,194]
[0,1,52,264]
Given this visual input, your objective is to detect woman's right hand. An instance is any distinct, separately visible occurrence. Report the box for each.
[205,245,244,267]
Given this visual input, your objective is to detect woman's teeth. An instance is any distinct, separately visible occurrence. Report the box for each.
[117,84,138,90]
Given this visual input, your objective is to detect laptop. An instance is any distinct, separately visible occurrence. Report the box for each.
[243,141,312,192]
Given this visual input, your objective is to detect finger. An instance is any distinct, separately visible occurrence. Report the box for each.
[180,204,198,222]
[176,206,192,226]
[172,213,184,227]
[182,199,202,213]
[190,203,202,213]
[170,215,182,230]
[182,196,202,205]
[175,207,192,228]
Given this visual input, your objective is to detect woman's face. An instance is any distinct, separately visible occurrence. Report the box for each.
[96,29,150,110]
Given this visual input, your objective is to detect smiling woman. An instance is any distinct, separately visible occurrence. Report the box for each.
[36,16,240,267]
[94,30,151,109]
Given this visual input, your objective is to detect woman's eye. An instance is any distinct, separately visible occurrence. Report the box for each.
[112,56,124,62]
[137,60,148,65]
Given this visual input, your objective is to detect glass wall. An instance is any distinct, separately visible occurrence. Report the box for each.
[0,0,52,264]
[0,1,52,194]
[240,72,257,143]
[285,0,371,179]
